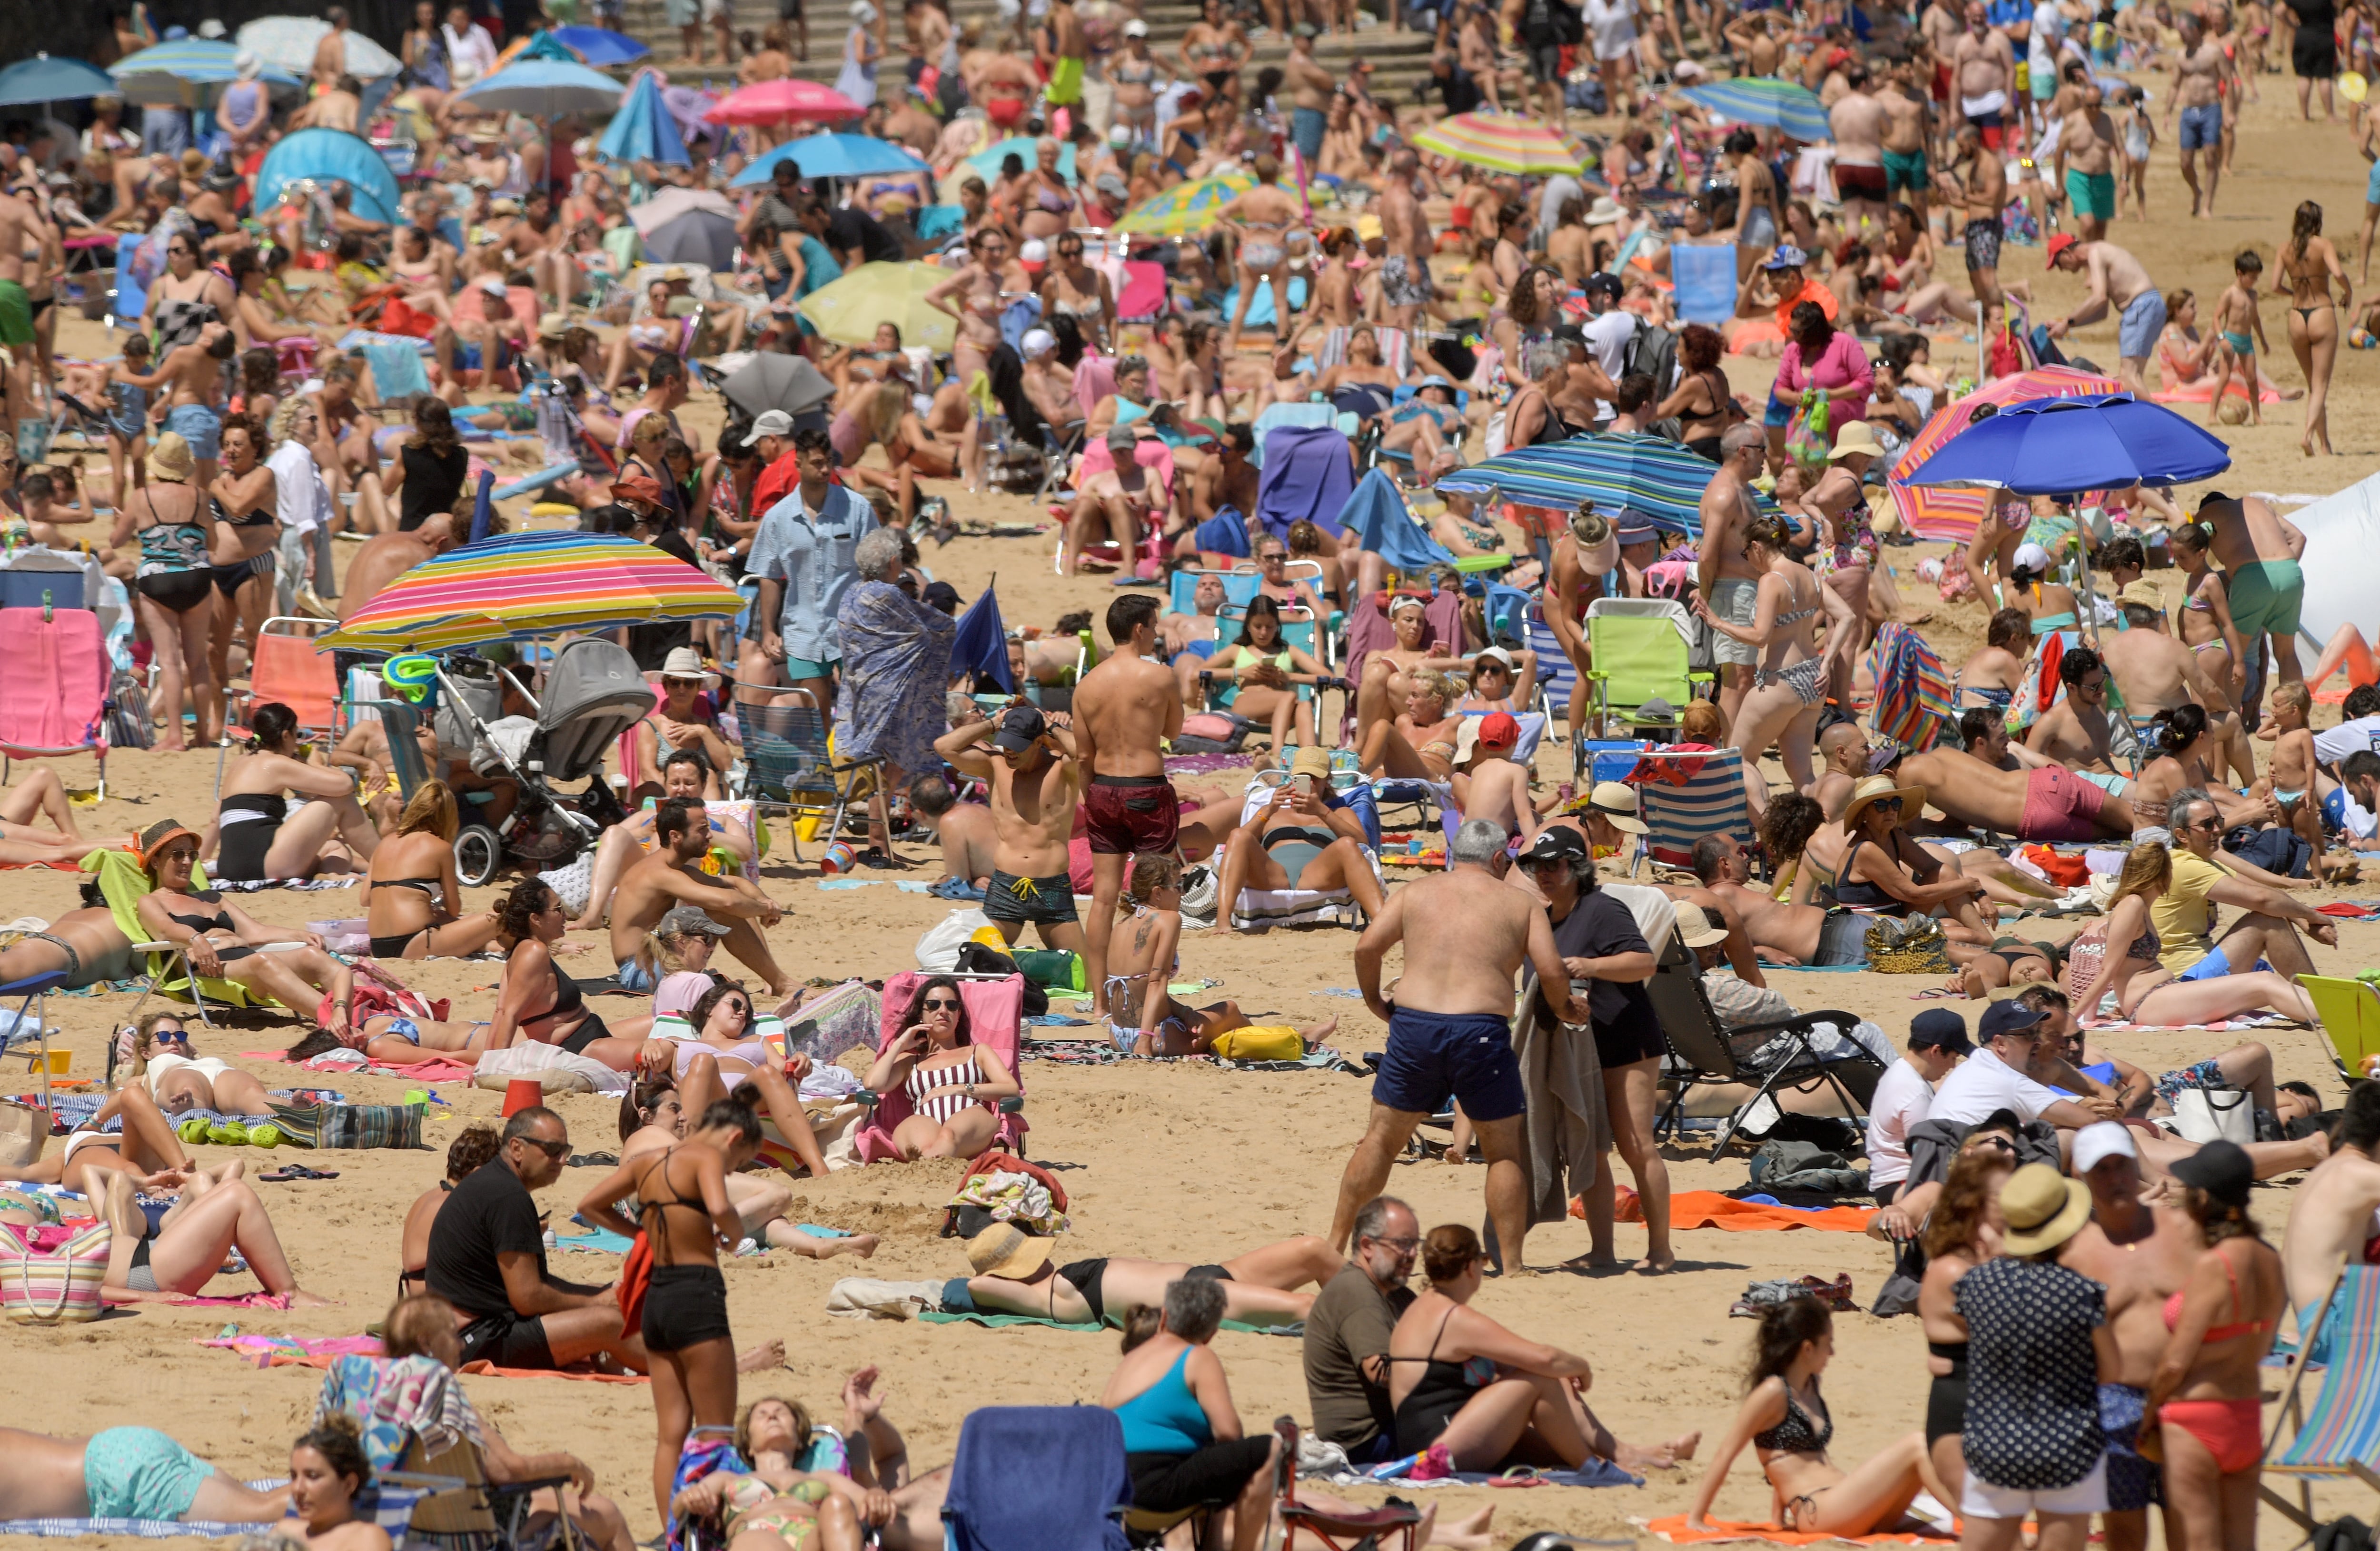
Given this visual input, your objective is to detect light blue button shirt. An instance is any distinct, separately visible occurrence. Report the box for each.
[746,480,878,665]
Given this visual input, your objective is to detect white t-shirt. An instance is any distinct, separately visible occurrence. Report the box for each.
[1583,0,1638,62]
[2314,715,2380,765]
[2029,1,2063,74]
[1927,1045,2060,1126]
[269,439,332,537]
[1583,307,1637,420]
[1864,1057,1935,1188]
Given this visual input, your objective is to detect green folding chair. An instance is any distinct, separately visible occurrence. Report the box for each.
[2293,975,2380,1082]
[2263,1264,2380,1535]
[1580,597,1711,739]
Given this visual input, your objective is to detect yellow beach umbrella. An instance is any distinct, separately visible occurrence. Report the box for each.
[1113,170,1258,237]
[794,261,955,352]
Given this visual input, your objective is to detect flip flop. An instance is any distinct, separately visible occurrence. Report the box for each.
[260,1165,339,1182]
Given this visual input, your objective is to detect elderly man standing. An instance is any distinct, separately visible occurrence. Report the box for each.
[268,398,339,619]
[836,528,955,864]
[750,425,877,711]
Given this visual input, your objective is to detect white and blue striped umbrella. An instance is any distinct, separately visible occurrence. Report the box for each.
[1681,78,1832,143]
[1436,434,1758,536]
[457,58,624,118]
[109,39,302,107]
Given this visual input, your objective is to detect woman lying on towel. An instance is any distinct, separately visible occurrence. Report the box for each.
[205,703,383,883]
[2070,843,2319,1028]
[1685,1295,1948,1535]
[860,974,1022,1162]
[132,820,360,1037]
[0,907,135,990]
[1388,1225,1697,1476]
[637,981,834,1180]
[620,1078,877,1258]
[99,1162,330,1305]
[957,1222,1341,1329]
[120,1011,275,1126]
[0,1424,288,1526]
[362,782,506,961]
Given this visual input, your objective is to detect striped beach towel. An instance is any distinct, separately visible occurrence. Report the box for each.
[1632,748,1748,869]
[1867,622,1954,752]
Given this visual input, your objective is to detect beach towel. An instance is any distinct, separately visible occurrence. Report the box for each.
[314,1353,483,1472]
[1339,468,1456,572]
[0,1513,280,1539]
[1597,1189,1876,1233]
[1866,622,1954,753]
[1639,1514,1953,1546]
[1672,244,1740,326]
[1254,425,1357,539]
[922,1310,1300,1336]
[457,1360,645,1383]
[202,1333,384,1368]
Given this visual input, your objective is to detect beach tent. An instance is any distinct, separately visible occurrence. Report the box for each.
[257,128,404,226]
[2286,471,2380,661]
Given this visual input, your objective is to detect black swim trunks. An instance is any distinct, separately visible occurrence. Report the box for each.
[983,869,1079,925]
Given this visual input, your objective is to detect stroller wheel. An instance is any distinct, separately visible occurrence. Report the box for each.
[454,824,504,889]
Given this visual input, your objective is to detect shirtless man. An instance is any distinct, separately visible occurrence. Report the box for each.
[2024,646,2131,778]
[0,179,34,384]
[1330,818,1583,1265]
[1376,149,1433,333]
[565,753,755,932]
[313,8,353,88]
[1219,157,1302,349]
[293,76,363,135]
[1945,122,2007,332]
[1895,743,2140,840]
[1883,58,1935,225]
[2168,14,2234,218]
[1285,27,1337,168]
[1953,1,2019,147]
[1722,11,1788,76]
[341,511,456,624]
[2046,234,2164,395]
[609,797,792,997]
[2197,492,2309,723]
[933,705,1085,956]
[1162,573,1229,692]
[2281,1082,2380,1365]
[1065,426,1169,578]
[1692,834,1874,967]
[906,772,998,893]
[1811,722,1870,821]
[2054,80,2121,242]
[1696,426,1767,736]
[2059,1122,2201,1551]
[2099,588,2225,767]
[1831,64,1890,227]
[1451,711,1537,841]
[1071,594,1185,1008]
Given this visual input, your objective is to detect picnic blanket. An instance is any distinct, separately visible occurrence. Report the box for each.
[200,1333,385,1368]
[1640,1515,1953,1546]
[1597,1189,1876,1233]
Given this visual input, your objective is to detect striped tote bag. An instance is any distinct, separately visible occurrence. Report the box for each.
[0,1222,110,1324]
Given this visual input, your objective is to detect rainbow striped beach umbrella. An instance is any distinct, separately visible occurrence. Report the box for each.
[317,531,743,655]
[1112,169,1256,236]
[1887,366,2122,542]
[1410,111,1591,175]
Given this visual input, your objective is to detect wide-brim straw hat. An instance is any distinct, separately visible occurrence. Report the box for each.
[964,1222,1053,1279]
[1842,774,1924,831]
[2000,1163,2093,1255]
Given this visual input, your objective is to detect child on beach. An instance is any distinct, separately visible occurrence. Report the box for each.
[2257,682,2338,877]
[60,335,153,511]
[2206,251,2270,426]
[2120,86,2155,220]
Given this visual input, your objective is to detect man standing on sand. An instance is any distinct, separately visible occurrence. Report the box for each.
[2281,1081,2380,1366]
[312,8,353,90]
[609,797,793,997]
[1883,58,1935,226]
[1831,63,1889,229]
[1329,819,1585,1269]
[2168,13,2234,218]
[2055,79,2120,242]
[2195,492,2308,721]
[1697,426,1767,738]
[2057,1123,2198,1551]
[1954,0,2018,148]
[0,175,34,370]
[1947,121,2007,332]
[1071,594,1184,1009]
[2046,233,2163,395]
[1376,149,1433,333]
[932,704,1086,958]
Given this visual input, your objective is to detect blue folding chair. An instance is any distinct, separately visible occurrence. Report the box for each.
[1204,604,1325,741]
[943,1406,1131,1551]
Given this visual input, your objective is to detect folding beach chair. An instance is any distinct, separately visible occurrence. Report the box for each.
[854,972,1028,1162]
[942,1405,1131,1551]
[1166,567,1264,617]
[2262,1265,2380,1534]
[1671,242,1741,326]
[1204,603,1327,742]
[1644,935,1880,1155]
[82,848,302,1029]
[1632,747,1752,873]
[2296,976,2380,1084]
[1524,603,1580,734]
[1579,596,1709,743]
[1274,1418,1421,1551]
[245,617,342,736]
[734,687,885,861]
[0,604,108,799]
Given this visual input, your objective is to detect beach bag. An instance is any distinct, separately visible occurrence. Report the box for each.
[1783,389,1830,471]
[2173,1086,2254,1146]
[1863,915,1951,974]
[0,1221,109,1324]
[1173,711,1251,754]
[1209,1025,1305,1061]
[617,1228,654,1331]
[2063,921,2108,1005]
[0,1101,41,1170]
[322,1101,426,1150]
[106,670,152,751]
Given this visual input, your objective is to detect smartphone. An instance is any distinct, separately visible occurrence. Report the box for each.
[1295,774,1317,796]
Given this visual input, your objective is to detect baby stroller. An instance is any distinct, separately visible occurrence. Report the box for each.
[429,638,648,887]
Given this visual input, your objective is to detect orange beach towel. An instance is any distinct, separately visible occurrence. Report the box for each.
[1640,1514,1953,1545]
[1578,1188,1875,1234]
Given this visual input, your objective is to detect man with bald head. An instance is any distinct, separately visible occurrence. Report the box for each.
[1812,722,1869,820]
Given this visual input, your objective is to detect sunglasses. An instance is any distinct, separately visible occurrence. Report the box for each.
[518,1136,570,1158]
[921,997,962,1011]
[152,1027,192,1046]
[723,998,751,1016]
[663,677,705,689]
[1868,796,1904,813]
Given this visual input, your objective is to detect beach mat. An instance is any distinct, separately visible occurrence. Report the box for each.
[200,1333,385,1367]
[1603,1189,1875,1234]
[1639,1514,1953,1546]
[0,1514,278,1539]
[921,1310,1301,1337]
[458,1359,645,1383]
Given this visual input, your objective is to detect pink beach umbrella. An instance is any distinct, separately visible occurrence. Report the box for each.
[703,79,863,125]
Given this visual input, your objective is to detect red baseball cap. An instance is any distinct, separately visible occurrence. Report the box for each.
[609,473,666,507]
[1480,711,1519,747]
[2045,232,2080,269]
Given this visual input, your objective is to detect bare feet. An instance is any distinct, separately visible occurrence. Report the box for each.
[737,1338,788,1373]
[1301,1014,1339,1048]
[1425,1504,1496,1551]
[286,1288,336,1308]
[1562,1250,1622,1270]
[1616,1431,1702,1471]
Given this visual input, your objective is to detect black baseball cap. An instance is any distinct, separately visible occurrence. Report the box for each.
[1908,1009,1973,1055]
[1515,828,1588,866]
[1978,1001,2045,1042]
[1584,270,1623,299]
[2168,1138,2253,1209]
[991,704,1047,752]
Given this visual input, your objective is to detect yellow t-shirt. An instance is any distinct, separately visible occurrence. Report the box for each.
[2151,850,2230,974]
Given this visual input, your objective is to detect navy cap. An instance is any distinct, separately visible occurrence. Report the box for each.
[1978,1000,2045,1042]
[991,704,1047,752]
[1908,1008,1973,1054]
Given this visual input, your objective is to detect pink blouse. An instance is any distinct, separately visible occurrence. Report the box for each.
[1773,331,1875,442]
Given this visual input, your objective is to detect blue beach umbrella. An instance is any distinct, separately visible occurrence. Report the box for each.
[1436,434,1753,537]
[109,38,302,107]
[458,58,625,118]
[1901,393,2232,494]
[256,128,405,225]
[1681,78,1833,143]
[0,55,116,109]
[951,586,1014,692]
[553,25,652,65]
[967,135,1074,182]
[598,71,689,166]
[734,134,929,185]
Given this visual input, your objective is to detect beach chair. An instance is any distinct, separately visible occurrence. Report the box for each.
[1273,1417,1421,1551]
[1229,777,1386,929]
[1671,242,1741,326]
[83,847,301,1028]
[1523,603,1580,734]
[1579,596,1708,744]
[2262,1265,2380,1535]
[1632,747,1752,873]
[853,972,1027,1163]
[1643,935,1880,1155]
[0,604,108,799]
[245,617,342,736]
[942,1405,1130,1551]
[735,687,885,861]
[1203,603,1326,742]
[2296,975,2380,1084]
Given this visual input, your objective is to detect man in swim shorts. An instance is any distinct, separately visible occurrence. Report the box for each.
[1071,593,1186,1007]
[2046,233,2164,394]
[2196,492,2309,718]
[934,703,1087,956]
[81,1427,223,1521]
[1329,819,1583,1268]
[1953,0,2017,146]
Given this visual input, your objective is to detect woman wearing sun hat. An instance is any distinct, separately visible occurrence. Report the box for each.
[1693,513,1850,794]
[1828,774,1992,943]
[1792,417,1890,699]
[1954,1162,2119,1549]
[109,432,220,752]
[630,647,734,800]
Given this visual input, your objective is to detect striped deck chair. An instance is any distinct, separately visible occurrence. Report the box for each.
[1313,325,1414,378]
[1524,604,1579,729]
[2262,1265,2380,1535]
[1631,748,1750,874]
[1867,622,1954,752]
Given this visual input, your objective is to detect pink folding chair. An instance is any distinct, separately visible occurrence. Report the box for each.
[0,607,107,798]
[853,971,1029,1163]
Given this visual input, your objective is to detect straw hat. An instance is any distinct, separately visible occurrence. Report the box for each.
[1842,773,1924,830]
[147,432,195,484]
[1583,779,1647,834]
[1586,194,1626,224]
[1673,900,1727,949]
[2117,580,2165,611]
[646,647,721,690]
[965,1222,1053,1279]
[1999,1162,2093,1255]
[1828,421,1886,462]
[135,819,201,869]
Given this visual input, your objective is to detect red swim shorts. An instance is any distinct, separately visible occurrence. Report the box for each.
[1084,775,1180,857]
[985,93,1026,129]
[2020,766,2107,843]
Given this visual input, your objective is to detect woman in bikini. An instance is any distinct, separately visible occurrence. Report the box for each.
[619,1075,878,1258]
[1693,515,1850,793]
[860,975,1021,1160]
[959,1225,1336,1329]
[205,415,279,701]
[1194,594,1328,753]
[2006,537,2084,635]
[2071,842,2319,1027]
[487,878,654,1067]
[1351,596,1461,747]
[131,818,359,1032]
[1101,853,1339,1055]
[2280,198,2352,456]
[111,434,220,752]
[1658,323,1735,462]
[1956,608,2033,716]
[1018,138,1077,242]
[1793,421,1887,698]
[644,979,832,1179]
[1686,1295,1943,1535]
[1356,668,1465,781]
[1111,23,1163,146]
[925,227,1014,386]
[2143,1137,2284,1543]
[209,702,382,883]
[2131,703,2271,831]
[1815,775,1995,943]
[119,1010,275,1128]
[98,1158,329,1305]
[362,782,503,960]
[1038,232,1116,355]
[1217,155,1301,350]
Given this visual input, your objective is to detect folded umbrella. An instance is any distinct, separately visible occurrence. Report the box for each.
[597,69,687,166]
[1900,392,2232,494]
[951,586,1014,693]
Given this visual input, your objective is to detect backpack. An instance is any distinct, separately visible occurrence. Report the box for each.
[1623,318,1683,439]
